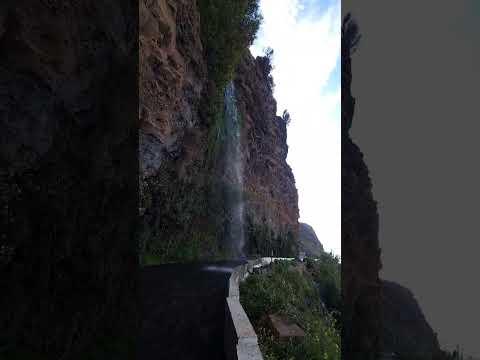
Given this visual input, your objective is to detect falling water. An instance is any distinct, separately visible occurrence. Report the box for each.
[223,81,245,259]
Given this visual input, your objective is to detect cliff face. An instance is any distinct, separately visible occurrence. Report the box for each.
[234,53,299,256]
[341,19,383,359]
[139,1,299,261]
[298,223,324,257]
[139,0,213,261]
[139,0,206,178]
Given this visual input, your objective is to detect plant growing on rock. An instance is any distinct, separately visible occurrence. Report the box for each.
[198,0,262,93]
[257,47,275,90]
[282,110,292,126]
[198,0,262,166]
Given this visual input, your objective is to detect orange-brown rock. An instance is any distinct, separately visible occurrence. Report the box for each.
[235,53,299,256]
[139,0,207,178]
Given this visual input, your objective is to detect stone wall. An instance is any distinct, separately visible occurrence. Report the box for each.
[140,263,238,360]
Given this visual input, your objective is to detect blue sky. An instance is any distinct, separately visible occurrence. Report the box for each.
[250,0,341,256]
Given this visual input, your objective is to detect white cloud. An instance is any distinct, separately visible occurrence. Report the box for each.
[250,0,341,256]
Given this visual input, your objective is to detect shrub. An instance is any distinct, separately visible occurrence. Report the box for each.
[198,0,262,92]
[245,216,298,257]
[257,47,275,90]
[282,110,291,126]
[198,0,262,166]
[306,254,341,312]
[240,261,340,360]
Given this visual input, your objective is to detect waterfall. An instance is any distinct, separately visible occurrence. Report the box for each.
[223,81,245,259]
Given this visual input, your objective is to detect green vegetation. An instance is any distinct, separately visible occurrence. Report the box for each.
[139,171,246,264]
[140,223,234,265]
[198,0,262,166]
[139,171,221,265]
[257,47,275,90]
[198,0,261,92]
[342,13,361,56]
[282,110,292,126]
[137,1,263,265]
[245,216,298,257]
[240,258,341,360]
[307,253,341,318]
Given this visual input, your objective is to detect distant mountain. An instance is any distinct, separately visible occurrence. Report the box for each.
[382,280,444,359]
[297,223,324,257]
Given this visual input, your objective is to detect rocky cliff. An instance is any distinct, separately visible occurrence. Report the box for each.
[341,15,383,359]
[297,223,324,257]
[139,0,299,262]
[139,0,206,178]
[234,53,299,257]
[138,0,213,261]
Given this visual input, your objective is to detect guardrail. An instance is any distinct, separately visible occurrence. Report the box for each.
[224,262,264,360]
[224,257,309,360]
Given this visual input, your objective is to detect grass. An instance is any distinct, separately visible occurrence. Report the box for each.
[240,259,341,360]
[141,232,210,265]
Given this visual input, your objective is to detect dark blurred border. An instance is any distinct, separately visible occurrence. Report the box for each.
[0,1,139,359]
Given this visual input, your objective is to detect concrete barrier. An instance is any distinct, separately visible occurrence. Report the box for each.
[141,262,243,360]
[223,258,306,359]
[224,264,264,360]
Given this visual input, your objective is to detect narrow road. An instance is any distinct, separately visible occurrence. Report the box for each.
[139,261,245,360]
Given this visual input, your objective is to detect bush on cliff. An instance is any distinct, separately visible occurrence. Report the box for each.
[305,254,341,315]
[246,217,298,257]
[198,0,262,165]
[198,0,262,89]
[240,259,341,360]
[257,47,275,90]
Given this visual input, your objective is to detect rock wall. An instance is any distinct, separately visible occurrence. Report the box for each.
[235,53,299,256]
[139,1,300,261]
[298,223,324,257]
[138,0,213,262]
[139,0,206,178]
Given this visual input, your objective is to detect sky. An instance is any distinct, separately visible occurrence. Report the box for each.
[344,0,480,357]
[250,0,341,256]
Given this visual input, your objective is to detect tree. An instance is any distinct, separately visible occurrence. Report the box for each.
[341,12,361,133]
[342,12,362,55]
[282,110,291,126]
[264,46,274,60]
[257,47,275,90]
